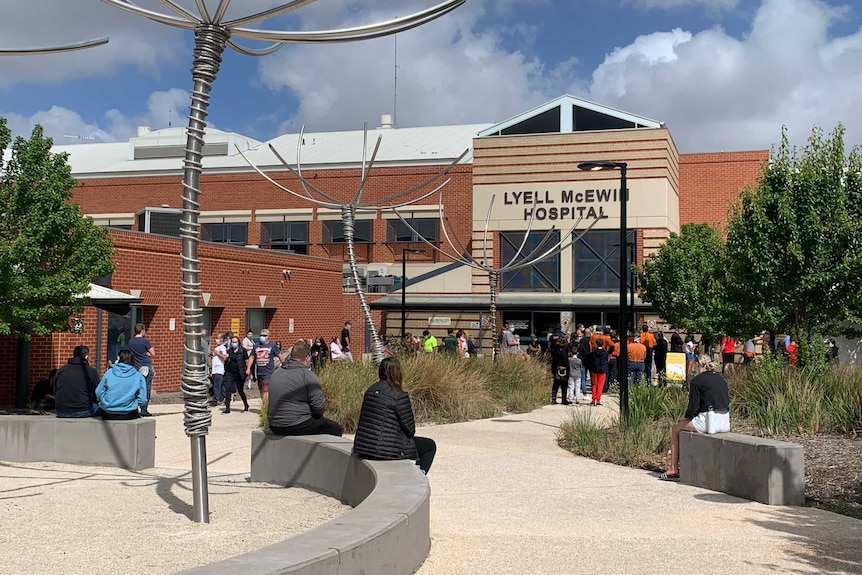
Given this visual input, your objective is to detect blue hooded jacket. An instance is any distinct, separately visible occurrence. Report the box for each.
[96,362,147,414]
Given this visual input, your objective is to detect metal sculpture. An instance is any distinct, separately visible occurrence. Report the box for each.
[97,0,468,523]
[0,37,109,55]
[237,127,468,364]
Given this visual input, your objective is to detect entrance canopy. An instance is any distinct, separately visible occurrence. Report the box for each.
[82,283,143,315]
[370,292,650,312]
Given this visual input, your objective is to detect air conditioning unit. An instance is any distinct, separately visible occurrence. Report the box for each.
[367,264,389,277]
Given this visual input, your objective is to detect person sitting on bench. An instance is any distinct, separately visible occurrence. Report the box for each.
[96,349,148,420]
[661,355,731,481]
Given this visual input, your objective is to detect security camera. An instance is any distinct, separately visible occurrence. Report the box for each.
[282,269,291,277]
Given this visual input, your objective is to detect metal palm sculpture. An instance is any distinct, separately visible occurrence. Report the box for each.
[0,37,109,55]
[237,127,469,364]
[98,0,467,523]
[389,195,602,358]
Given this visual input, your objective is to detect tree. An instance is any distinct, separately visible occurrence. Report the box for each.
[724,125,862,364]
[0,119,115,406]
[637,223,730,342]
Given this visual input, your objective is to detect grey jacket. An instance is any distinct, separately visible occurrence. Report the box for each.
[267,359,326,428]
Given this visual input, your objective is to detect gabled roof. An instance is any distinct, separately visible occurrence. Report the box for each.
[477,94,662,138]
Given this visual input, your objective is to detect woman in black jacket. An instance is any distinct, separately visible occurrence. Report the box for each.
[223,335,250,413]
[353,357,436,474]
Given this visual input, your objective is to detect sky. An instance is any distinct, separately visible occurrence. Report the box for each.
[0,0,860,153]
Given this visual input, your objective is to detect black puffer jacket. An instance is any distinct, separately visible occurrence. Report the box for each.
[353,380,418,461]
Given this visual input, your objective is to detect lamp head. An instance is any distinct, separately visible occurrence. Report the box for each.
[578,160,626,171]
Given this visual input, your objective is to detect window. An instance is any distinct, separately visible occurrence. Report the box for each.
[386,218,438,243]
[323,220,373,244]
[137,208,181,237]
[202,222,247,245]
[246,309,265,335]
[572,229,635,291]
[261,221,308,254]
[500,231,560,292]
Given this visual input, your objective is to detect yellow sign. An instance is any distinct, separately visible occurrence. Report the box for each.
[230,318,240,334]
[666,352,687,382]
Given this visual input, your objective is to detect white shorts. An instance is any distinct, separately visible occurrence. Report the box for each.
[692,411,730,434]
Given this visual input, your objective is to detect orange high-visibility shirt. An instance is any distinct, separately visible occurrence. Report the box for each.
[640,332,656,349]
[628,342,647,362]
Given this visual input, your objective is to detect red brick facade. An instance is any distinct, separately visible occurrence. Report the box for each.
[678,151,769,228]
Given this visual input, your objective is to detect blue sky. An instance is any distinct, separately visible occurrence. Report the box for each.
[1,0,861,152]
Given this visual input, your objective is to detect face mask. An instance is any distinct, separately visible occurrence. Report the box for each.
[231,342,239,349]
[259,336,267,343]
[510,327,515,333]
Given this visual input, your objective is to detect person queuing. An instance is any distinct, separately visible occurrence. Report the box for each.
[353,357,436,474]
[223,334,250,413]
[548,325,570,405]
[589,339,609,406]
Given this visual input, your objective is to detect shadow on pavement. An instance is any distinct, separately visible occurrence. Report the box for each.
[745,505,862,574]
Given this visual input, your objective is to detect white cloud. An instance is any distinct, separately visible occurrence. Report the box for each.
[0,0,190,87]
[2,88,191,144]
[258,0,560,133]
[628,0,740,9]
[583,0,862,151]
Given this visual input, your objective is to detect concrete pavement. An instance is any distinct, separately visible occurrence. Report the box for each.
[2,399,860,575]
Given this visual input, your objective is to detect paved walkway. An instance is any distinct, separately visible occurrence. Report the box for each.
[3,400,861,575]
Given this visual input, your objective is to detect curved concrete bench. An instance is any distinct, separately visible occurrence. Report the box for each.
[680,431,804,505]
[176,431,430,575]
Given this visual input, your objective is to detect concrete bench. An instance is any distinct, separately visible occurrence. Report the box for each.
[0,415,155,471]
[679,431,805,505]
[176,431,430,575]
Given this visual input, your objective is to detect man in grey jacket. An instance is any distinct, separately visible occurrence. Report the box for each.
[267,339,343,437]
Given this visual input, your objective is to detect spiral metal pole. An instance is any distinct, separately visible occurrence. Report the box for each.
[341,205,385,364]
[180,23,230,524]
[489,270,500,361]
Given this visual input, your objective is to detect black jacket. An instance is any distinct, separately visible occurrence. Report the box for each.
[685,371,730,420]
[353,380,418,461]
[670,332,684,353]
[590,348,609,374]
[54,357,99,412]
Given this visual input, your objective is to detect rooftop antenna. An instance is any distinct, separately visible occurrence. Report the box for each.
[393,35,399,128]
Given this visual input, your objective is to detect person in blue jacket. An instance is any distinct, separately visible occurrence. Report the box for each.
[96,349,148,420]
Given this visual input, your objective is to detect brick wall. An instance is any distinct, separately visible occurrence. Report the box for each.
[0,230,345,406]
[678,151,768,228]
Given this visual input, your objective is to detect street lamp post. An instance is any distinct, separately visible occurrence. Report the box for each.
[578,160,629,422]
[401,248,426,337]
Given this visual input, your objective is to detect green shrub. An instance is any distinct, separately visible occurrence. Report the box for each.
[727,364,862,436]
[315,355,549,433]
[557,408,672,470]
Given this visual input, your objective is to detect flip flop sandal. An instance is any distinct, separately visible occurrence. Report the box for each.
[659,473,680,481]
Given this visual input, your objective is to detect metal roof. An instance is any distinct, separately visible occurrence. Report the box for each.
[55,123,492,179]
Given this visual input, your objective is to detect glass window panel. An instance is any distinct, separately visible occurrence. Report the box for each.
[386,218,438,243]
[572,229,635,291]
[323,220,373,243]
[500,231,560,292]
[262,221,308,254]
[202,222,247,245]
